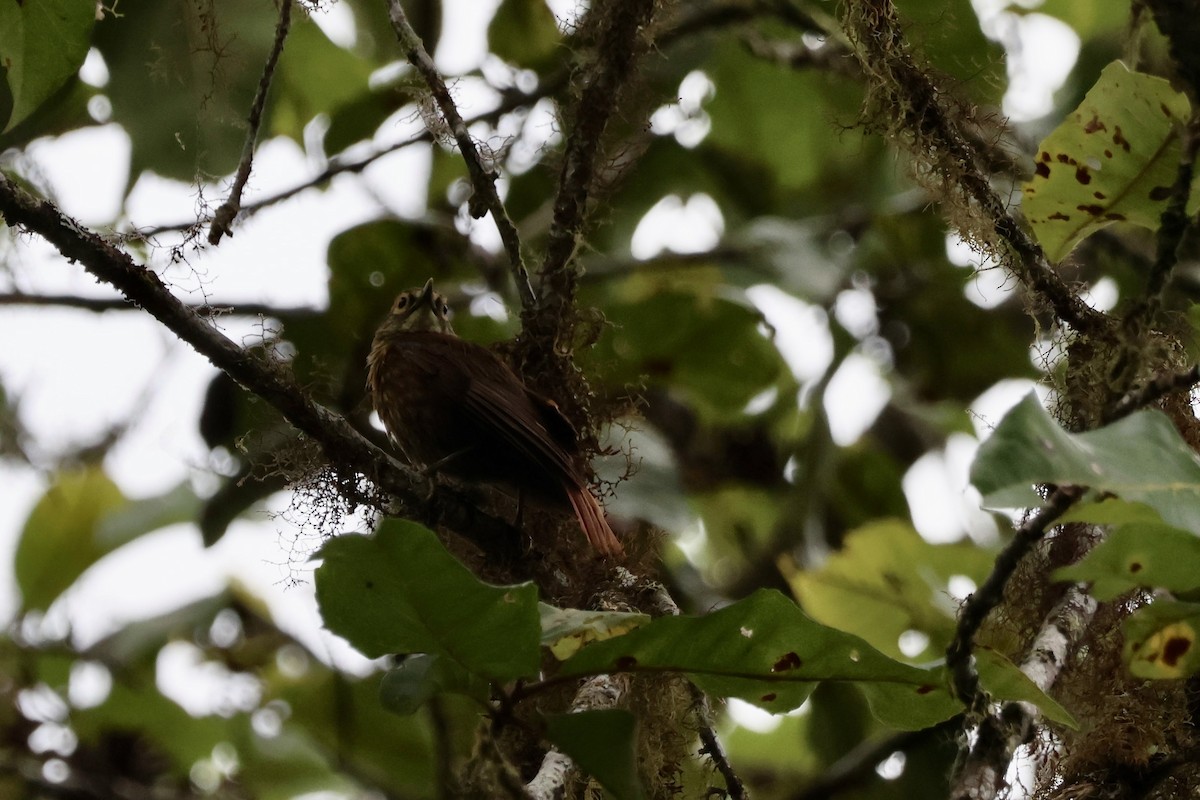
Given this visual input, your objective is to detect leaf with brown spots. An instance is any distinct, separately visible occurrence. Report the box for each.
[1125,602,1200,679]
[561,589,961,730]
[1054,514,1200,600]
[1021,61,1196,261]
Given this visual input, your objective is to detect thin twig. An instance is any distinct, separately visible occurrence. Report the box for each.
[383,0,534,311]
[208,0,294,245]
[944,485,1085,707]
[0,175,522,559]
[133,76,564,239]
[690,684,749,800]
[1104,363,1200,424]
[0,291,321,318]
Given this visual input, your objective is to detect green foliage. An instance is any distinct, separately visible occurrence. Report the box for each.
[1023,61,1196,262]
[584,288,785,421]
[10,1,1200,798]
[1055,517,1200,600]
[973,647,1077,728]
[705,40,861,194]
[15,470,198,611]
[489,0,561,70]
[380,653,489,713]
[561,589,959,728]
[91,0,280,183]
[0,0,96,132]
[972,392,1200,530]
[544,709,645,800]
[792,519,994,661]
[314,520,542,679]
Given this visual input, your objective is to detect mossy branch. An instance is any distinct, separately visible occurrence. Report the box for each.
[0,174,521,558]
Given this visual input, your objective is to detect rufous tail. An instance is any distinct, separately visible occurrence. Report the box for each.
[566,487,623,558]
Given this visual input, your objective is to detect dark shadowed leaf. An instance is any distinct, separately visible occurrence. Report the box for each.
[545,709,645,800]
[314,520,541,680]
[379,653,489,714]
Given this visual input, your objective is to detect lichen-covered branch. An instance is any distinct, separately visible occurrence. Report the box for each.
[945,485,1084,707]
[525,674,631,800]
[840,0,1106,335]
[528,0,659,345]
[950,587,1098,800]
[384,0,535,312]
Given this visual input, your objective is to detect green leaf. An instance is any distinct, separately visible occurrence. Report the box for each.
[488,0,560,70]
[584,290,784,422]
[544,710,645,800]
[1123,600,1200,679]
[971,393,1200,530]
[792,520,995,661]
[1056,497,1165,526]
[561,590,960,729]
[540,604,651,661]
[1022,61,1195,262]
[379,654,489,715]
[15,468,126,611]
[706,39,862,193]
[314,520,541,681]
[270,18,374,144]
[1055,521,1200,600]
[0,0,96,132]
[276,664,441,797]
[98,481,200,549]
[974,647,1078,729]
[91,0,278,183]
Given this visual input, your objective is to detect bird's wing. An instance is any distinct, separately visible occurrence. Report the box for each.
[393,333,582,482]
[462,374,583,482]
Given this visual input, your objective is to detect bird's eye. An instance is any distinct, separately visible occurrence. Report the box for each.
[395,296,409,310]
[439,302,450,316]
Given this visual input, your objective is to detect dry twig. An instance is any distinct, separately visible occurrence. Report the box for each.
[208,0,294,245]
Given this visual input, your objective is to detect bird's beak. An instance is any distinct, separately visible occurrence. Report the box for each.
[418,278,435,307]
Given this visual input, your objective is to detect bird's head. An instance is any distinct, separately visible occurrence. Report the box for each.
[380,279,455,335]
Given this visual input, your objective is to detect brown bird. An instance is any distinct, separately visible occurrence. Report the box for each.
[367,279,623,558]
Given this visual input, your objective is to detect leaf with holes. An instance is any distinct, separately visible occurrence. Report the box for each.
[560,589,960,729]
[1022,61,1197,262]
